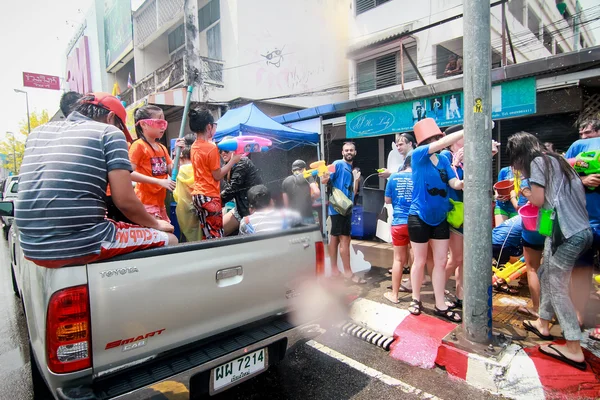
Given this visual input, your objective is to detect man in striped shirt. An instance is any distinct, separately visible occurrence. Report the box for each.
[15,93,177,268]
[239,185,302,235]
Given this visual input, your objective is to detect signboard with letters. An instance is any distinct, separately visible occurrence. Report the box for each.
[66,35,93,94]
[22,72,61,91]
[346,77,537,138]
[104,0,133,69]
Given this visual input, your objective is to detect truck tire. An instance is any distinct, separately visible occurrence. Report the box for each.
[10,265,19,298]
[2,225,8,241]
[21,299,53,399]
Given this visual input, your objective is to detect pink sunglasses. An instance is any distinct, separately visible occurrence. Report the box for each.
[136,118,168,130]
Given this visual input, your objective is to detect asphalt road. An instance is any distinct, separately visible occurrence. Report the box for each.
[0,234,498,400]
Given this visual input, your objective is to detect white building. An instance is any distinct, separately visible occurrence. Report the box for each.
[347,0,597,99]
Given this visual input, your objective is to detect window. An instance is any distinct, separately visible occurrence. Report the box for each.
[508,0,524,25]
[527,7,541,39]
[199,0,220,32]
[356,0,392,16]
[207,23,222,60]
[356,43,418,94]
[542,27,552,53]
[168,24,185,54]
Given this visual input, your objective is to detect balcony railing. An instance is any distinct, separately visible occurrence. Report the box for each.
[134,0,184,46]
[200,57,224,86]
[120,88,134,106]
[134,55,186,100]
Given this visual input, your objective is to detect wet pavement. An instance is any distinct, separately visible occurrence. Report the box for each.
[0,233,33,399]
[0,232,498,400]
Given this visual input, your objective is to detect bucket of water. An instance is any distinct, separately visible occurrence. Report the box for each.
[519,203,539,231]
[494,179,514,197]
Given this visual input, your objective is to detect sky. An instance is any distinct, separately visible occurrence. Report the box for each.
[0,0,598,143]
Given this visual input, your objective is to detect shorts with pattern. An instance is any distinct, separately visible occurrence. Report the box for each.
[192,194,223,239]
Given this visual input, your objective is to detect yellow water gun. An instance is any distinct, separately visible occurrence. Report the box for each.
[492,256,526,284]
[303,161,335,179]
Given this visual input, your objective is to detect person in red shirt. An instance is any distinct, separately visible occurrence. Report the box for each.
[129,105,176,221]
[188,109,242,239]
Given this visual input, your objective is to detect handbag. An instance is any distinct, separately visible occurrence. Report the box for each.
[330,187,353,216]
[447,198,464,229]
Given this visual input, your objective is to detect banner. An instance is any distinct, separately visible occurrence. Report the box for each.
[104,0,133,68]
[346,77,537,138]
[23,72,61,91]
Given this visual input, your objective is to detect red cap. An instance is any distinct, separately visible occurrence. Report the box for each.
[82,92,132,142]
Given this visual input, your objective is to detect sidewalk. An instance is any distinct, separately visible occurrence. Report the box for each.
[347,239,600,399]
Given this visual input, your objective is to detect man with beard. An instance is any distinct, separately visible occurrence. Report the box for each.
[322,142,364,284]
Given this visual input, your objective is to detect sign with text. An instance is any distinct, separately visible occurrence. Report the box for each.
[66,36,93,94]
[104,0,133,68]
[346,77,537,138]
[22,72,61,91]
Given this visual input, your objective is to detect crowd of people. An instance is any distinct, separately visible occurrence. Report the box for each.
[378,117,599,371]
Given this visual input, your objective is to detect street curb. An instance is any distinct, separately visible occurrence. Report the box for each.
[347,298,600,399]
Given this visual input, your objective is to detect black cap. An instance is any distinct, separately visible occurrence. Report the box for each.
[444,124,463,135]
[292,160,306,171]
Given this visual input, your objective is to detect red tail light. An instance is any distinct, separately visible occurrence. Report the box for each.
[315,241,325,276]
[46,285,91,373]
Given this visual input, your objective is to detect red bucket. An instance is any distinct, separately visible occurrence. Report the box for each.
[519,203,539,231]
[494,179,514,197]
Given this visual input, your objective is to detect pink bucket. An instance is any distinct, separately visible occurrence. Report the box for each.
[519,204,539,231]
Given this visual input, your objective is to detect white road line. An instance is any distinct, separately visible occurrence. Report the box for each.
[306,340,442,400]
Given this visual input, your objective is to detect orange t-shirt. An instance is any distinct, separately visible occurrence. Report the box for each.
[128,139,173,206]
[191,138,221,197]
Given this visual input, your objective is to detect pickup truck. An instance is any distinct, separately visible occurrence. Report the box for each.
[0,201,324,399]
[1,175,18,239]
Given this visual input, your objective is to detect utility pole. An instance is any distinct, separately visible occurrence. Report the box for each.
[463,0,493,344]
[14,89,31,134]
[573,0,580,51]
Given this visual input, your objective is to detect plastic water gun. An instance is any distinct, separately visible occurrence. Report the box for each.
[217,135,272,154]
[568,150,600,190]
[303,161,335,179]
[492,256,526,284]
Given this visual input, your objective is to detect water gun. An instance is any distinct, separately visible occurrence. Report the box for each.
[303,161,335,178]
[217,135,272,154]
[492,256,526,284]
[568,150,600,190]
[377,168,386,173]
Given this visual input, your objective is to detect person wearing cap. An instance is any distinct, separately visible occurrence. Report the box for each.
[281,159,320,225]
[407,118,464,322]
[15,92,178,268]
[219,136,263,235]
[239,185,302,235]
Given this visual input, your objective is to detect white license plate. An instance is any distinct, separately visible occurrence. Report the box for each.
[211,348,268,393]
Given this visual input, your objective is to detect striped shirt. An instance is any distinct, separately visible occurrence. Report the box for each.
[239,209,302,235]
[15,112,132,261]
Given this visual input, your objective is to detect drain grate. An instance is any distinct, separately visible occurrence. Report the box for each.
[341,321,394,351]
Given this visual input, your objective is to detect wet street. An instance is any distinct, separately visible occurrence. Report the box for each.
[0,234,496,400]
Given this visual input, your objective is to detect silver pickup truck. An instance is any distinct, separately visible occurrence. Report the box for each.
[0,201,324,399]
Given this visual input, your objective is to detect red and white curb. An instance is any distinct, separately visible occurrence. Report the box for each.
[348,298,600,399]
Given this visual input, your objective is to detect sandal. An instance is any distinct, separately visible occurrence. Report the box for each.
[493,282,520,295]
[539,344,587,371]
[408,299,422,315]
[383,292,400,304]
[403,266,410,274]
[445,295,459,310]
[347,274,367,285]
[434,306,462,322]
[588,326,600,341]
[523,320,554,341]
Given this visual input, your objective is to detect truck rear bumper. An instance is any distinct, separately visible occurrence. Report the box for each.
[57,316,320,400]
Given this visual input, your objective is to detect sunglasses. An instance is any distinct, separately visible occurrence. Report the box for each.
[136,119,168,130]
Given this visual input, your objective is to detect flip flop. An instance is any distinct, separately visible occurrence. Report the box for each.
[348,274,367,285]
[517,306,539,319]
[399,285,412,293]
[588,327,600,341]
[539,344,587,371]
[383,292,400,304]
[523,320,554,341]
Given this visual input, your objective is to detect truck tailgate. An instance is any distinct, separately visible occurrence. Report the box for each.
[86,227,320,376]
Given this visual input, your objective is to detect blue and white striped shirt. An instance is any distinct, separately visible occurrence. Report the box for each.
[15,112,132,261]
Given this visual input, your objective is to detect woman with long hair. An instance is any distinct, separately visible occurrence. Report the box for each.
[507,131,591,371]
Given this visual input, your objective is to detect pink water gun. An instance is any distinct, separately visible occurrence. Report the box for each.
[217,135,272,154]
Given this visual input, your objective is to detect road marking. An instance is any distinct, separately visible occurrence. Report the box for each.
[306,340,442,400]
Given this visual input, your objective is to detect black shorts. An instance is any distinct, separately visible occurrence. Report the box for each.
[522,239,544,252]
[330,214,352,237]
[407,214,450,243]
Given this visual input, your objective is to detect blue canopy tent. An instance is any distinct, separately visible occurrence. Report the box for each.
[213,103,319,151]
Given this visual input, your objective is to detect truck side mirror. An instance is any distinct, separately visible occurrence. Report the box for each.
[0,201,14,217]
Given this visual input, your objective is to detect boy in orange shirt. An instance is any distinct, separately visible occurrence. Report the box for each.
[188,109,242,239]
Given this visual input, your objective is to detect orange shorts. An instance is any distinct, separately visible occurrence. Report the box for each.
[27,221,169,268]
[391,224,410,247]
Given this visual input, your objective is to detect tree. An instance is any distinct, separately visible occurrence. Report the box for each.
[0,133,26,175]
[18,110,49,136]
[1,110,49,174]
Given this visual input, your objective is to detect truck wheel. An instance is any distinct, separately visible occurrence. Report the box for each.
[10,265,19,298]
[2,226,8,241]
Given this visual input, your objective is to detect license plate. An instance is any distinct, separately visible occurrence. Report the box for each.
[210,348,268,394]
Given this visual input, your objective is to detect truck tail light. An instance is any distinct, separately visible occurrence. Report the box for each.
[315,241,325,276]
[46,285,91,373]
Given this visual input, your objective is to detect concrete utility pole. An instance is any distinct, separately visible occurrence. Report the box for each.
[463,0,493,344]
[573,0,581,51]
